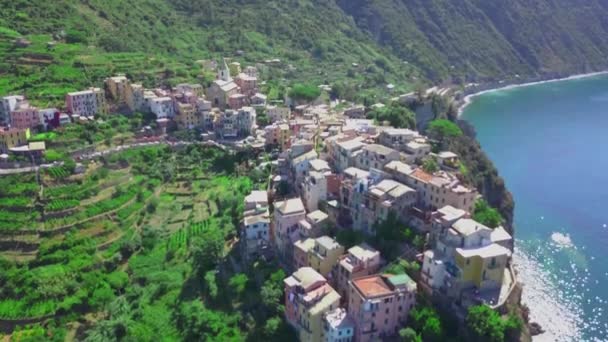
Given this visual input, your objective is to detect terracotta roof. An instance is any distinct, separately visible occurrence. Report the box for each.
[352,275,393,298]
[411,168,434,183]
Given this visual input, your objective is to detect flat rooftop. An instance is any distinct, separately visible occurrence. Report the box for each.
[352,275,393,298]
[275,198,305,215]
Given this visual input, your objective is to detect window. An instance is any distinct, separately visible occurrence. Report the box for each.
[399,306,402,312]
[384,319,389,325]
[385,308,389,314]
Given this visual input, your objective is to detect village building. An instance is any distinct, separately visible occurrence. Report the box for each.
[265,122,291,151]
[421,218,513,308]
[377,128,420,150]
[284,267,341,342]
[355,144,401,171]
[273,198,307,261]
[0,95,26,125]
[323,308,355,342]
[267,106,291,123]
[332,244,382,303]
[354,179,417,234]
[207,59,241,109]
[65,88,106,117]
[348,274,417,342]
[148,97,175,119]
[0,127,29,152]
[329,136,367,172]
[9,103,39,130]
[293,236,344,278]
[38,108,61,130]
[235,72,259,97]
[175,103,201,129]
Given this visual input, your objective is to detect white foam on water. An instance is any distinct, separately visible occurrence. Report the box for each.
[550,232,574,248]
[514,245,583,341]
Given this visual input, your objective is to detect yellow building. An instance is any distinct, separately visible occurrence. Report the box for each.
[284,267,341,342]
[175,103,202,129]
[308,236,344,277]
[279,123,291,151]
[0,127,30,152]
[455,243,510,289]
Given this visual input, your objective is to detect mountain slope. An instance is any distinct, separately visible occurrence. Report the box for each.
[337,0,608,81]
[0,0,607,100]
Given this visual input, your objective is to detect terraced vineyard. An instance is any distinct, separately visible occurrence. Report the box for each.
[0,143,279,340]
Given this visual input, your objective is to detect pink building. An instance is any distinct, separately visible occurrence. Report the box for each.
[228,93,249,110]
[10,104,39,130]
[273,198,306,261]
[235,73,258,97]
[348,274,417,342]
[332,244,381,303]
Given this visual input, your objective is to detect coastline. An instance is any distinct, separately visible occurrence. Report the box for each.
[456,70,608,116]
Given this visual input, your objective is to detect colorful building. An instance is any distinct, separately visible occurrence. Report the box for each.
[323,308,355,342]
[284,267,341,342]
[293,236,344,278]
[273,198,307,261]
[0,127,30,152]
[65,88,106,117]
[348,274,417,342]
[10,104,39,130]
[332,244,381,303]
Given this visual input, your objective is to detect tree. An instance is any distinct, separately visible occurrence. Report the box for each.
[174,301,243,341]
[372,211,411,260]
[190,228,224,274]
[228,273,249,297]
[260,269,286,315]
[289,84,321,102]
[409,306,445,341]
[466,305,506,342]
[204,270,219,299]
[473,200,504,228]
[427,119,463,139]
[264,316,281,337]
[422,158,439,173]
[399,327,421,342]
[368,104,415,129]
[65,30,88,44]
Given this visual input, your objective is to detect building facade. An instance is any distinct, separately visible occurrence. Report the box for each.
[284,267,341,342]
[348,274,417,342]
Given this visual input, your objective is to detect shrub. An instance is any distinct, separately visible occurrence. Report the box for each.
[428,119,463,138]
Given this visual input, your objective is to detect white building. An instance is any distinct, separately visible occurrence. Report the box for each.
[303,171,327,212]
[323,308,354,342]
[148,97,175,119]
[355,144,400,171]
[0,95,26,125]
[267,106,291,123]
[236,106,257,136]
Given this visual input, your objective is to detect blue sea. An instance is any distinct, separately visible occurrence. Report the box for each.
[461,74,608,342]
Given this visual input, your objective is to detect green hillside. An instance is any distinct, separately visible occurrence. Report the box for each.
[1,0,608,105]
[0,0,420,106]
[337,0,608,82]
[0,0,607,94]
